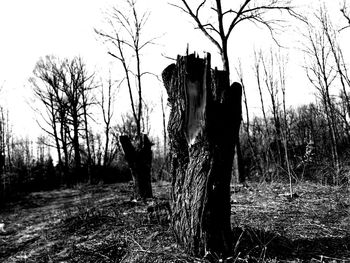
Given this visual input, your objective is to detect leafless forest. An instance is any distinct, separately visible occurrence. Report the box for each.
[1,0,350,262]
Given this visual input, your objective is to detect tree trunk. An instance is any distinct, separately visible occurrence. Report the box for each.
[236,139,246,184]
[104,126,110,167]
[59,115,69,179]
[162,53,242,258]
[82,94,92,183]
[72,111,81,184]
[0,111,5,175]
[120,134,153,199]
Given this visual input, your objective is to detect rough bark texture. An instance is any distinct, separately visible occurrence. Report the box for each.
[120,134,153,199]
[162,53,242,258]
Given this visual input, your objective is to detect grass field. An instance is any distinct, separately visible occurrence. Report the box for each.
[0,181,349,262]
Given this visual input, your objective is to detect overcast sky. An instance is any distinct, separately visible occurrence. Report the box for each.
[0,0,349,139]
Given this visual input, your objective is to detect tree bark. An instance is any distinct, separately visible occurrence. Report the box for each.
[236,139,246,184]
[82,89,92,182]
[0,113,4,175]
[72,112,81,172]
[162,53,242,258]
[120,134,153,199]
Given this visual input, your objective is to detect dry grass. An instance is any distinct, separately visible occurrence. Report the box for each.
[231,181,350,261]
[0,182,201,263]
[0,181,349,262]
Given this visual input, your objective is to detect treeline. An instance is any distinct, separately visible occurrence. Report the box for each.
[0,117,131,205]
[241,102,350,185]
[0,56,167,205]
[1,0,169,204]
[0,110,166,205]
[2,1,350,205]
[239,6,350,185]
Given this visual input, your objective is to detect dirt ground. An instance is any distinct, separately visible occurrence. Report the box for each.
[231,182,350,261]
[0,181,350,262]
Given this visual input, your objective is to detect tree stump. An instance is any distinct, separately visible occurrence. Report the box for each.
[120,134,153,199]
[162,53,242,258]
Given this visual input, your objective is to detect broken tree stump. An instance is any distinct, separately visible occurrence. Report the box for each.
[120,134,153,199]
[162,52,242,258]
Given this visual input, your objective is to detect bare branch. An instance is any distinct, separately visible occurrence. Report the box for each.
[226,0,251,40]
[171,1,222,52]
[174,0,303,73]
[200,23,220,35]
[161,53,177,61]
[340,1,350,31]
[95,29,134,50]
[139,36,159,51]
[97,0,157,137]
[196,0,207,17]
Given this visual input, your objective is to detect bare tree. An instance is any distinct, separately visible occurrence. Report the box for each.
[252,49,293,184]
[5,111,12,172]
[100,72,118,167]
[278,52,294,196]
[323,8,350,133]
[304,6,340,184]
[0,107,5,175]
[252,50,273,177]
[31,56,66,176]
[31,56,96,183]
[96,0,155,199]
[173,0,301,72]
[236,61,262,181]
[160,92,167,159]
[96,0,155,138]
[261,50,283,170]
[36,135,51,162]
[77,60,97,181]
[0,85,5,175]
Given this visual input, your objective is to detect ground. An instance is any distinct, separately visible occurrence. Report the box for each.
[0,181,350,262]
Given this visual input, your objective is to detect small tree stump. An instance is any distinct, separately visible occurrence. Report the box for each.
[162,52,242,258]
[120,134,153,199]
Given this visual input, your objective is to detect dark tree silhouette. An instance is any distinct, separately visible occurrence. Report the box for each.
[31,56,95,183]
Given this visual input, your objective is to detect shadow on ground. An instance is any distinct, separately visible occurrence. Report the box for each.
[1,182,350,262]
[232,226,350,262]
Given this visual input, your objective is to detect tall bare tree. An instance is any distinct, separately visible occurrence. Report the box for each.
[304,6,340,184]
[96,0,155,199]
[31,56,95,183]
[0,107,5,175]
[173,0,300,73]
[31,56,66,175]
[323,6,350,134]
[0,85,5,175]
[100,72,119,167]
[160,92,167,159]
[261,50,283,169]
[236,61,263,179]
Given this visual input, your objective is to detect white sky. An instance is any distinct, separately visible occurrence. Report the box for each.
[0,0,349,140]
